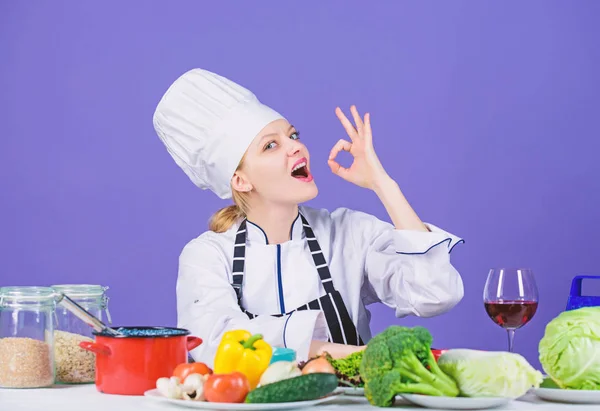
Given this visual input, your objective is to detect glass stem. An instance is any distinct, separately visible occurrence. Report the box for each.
[507,329,516,352]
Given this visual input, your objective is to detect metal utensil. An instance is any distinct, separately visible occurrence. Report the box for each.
[54,292,121,336]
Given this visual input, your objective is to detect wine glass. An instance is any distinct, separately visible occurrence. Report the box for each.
[483,268,539,352]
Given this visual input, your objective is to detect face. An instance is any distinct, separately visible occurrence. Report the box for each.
[231,119,318,205]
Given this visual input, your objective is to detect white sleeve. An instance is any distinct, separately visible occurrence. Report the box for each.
[337,209,465,318]
[176,237,328,366]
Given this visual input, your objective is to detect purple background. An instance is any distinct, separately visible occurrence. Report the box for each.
[2,1,599,369]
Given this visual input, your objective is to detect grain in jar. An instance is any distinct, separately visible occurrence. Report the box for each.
[51,284,111,384]
[54,330,96,384]
[0,337,54,388]
[0,286,56,388]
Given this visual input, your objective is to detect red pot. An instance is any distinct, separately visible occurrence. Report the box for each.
[79,326,202,396]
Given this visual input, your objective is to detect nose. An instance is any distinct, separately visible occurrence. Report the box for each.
[287,140,302,157]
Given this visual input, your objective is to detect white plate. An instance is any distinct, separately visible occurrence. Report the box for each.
[401,394,511,410]
[334,386,364,396]
[144,389,340,410]
[531,387,600,404]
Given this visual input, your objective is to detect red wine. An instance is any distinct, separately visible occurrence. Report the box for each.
[484,300,538,329]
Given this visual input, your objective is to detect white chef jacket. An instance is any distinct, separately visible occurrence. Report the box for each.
[176,205,464,366]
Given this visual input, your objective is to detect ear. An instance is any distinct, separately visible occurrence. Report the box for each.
[231,171,253,193]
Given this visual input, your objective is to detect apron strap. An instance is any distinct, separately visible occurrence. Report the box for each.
[231,219,247,304]
[300,214,335,294]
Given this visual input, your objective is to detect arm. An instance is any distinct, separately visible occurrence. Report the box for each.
[372,176,428,232]
[177,237,330,364]
[329,106,464,316]
[341,208,464,317]
[310,340,367,358]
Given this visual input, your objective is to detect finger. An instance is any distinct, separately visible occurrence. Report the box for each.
[328,139,352,161]
[350,105,364,137]
[335,107,358,142]
[328,158,351,180]
[364,112,372,143]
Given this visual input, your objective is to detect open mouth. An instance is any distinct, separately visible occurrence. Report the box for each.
[290,158,313,182]
[291,161,309,179]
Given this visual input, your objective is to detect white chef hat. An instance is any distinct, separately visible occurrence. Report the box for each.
[153,68,285,199]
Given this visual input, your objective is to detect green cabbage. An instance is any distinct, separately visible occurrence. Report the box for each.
[538,306,600,390]
[437,349,543,398]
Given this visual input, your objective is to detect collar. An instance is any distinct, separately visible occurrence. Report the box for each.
[245,212,304,245]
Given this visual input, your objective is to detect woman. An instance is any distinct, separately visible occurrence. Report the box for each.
[153,68,464,365]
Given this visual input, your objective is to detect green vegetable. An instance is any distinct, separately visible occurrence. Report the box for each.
[538,306,600,390]
[325,350,364,387]
[359,326,459,407]
[437,349,543,398]
[245,373,338,403]
[540,377,559,389]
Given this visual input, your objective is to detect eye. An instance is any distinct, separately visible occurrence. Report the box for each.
[264,140,278,151]
[290,131,300,140]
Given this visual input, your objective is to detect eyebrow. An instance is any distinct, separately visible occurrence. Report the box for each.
[258,125,295,145]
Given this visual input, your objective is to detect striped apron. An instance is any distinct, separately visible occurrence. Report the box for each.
[231,213,364,346]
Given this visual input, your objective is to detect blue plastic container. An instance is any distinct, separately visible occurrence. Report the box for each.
[565,275,600,311]
[269,347,297,364]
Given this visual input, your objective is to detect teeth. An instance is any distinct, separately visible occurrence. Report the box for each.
[292,162,306,172]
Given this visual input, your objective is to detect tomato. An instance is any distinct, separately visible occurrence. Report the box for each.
[172,362,213,382]
[431,349,447,362]
[204,372,250,403]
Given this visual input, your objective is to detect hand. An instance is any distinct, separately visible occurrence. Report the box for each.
[328,105,389,190]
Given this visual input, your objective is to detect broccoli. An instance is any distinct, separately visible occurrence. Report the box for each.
[359,325,459,407]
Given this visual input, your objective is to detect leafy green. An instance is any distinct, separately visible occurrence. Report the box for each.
[540,377,559,389]
[437,349,543,398]
[359,326,459,407]
[325,351,364,387]
[538,306,600,390]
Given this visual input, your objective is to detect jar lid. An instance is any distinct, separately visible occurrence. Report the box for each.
[50,284,108,298]
[0,286,57,305]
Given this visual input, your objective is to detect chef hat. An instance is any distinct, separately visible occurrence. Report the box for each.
[153,68,285,199]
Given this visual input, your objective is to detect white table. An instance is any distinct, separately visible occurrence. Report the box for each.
[0,384,597,411]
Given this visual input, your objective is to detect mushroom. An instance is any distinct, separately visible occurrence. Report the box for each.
[156,376,184,399]
[181,373,208,401]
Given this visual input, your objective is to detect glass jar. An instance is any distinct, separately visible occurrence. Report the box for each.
[0,286,56,388]
[51,284,111,384]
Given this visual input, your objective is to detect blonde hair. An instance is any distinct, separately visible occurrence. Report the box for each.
[208,155,251,233]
